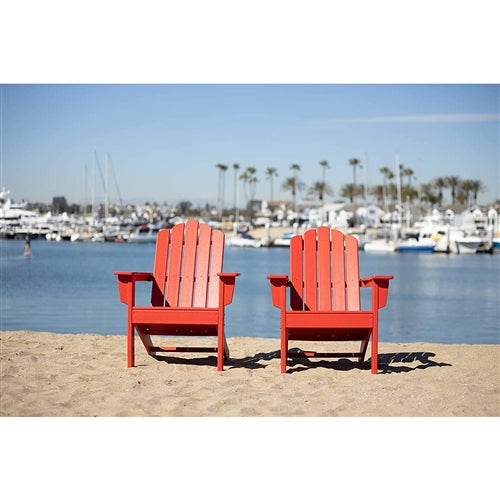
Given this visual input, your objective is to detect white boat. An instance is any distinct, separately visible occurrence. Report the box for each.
[128,224,162,243]
[396,236,436,252]
[363,238,396,253]
[493,236,500,253]
[433,227,482,254]
[272,231,296,247]
[225,232,265,248]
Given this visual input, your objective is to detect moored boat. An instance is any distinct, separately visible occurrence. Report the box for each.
[396,236,436,252]
[363,238,396,253]
[226,231,265,248]
[272,231,295,247]
[127,224,161,243]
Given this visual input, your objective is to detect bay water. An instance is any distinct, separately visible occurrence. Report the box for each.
[1,239,498,344]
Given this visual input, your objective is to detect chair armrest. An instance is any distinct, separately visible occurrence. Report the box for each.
[267,274,289,309]
[218,272,240,305]
[360,275,393,309]
[114,271,153,304]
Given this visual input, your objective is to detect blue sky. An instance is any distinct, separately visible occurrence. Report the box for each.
[1,84,498,207]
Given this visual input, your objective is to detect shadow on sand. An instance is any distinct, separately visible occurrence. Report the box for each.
[149,349,452,373]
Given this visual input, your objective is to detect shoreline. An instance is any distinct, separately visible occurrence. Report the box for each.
[1,330,498,417]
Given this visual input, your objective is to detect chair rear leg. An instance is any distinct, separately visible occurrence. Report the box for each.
[371,324,378,374]
[281,328,288,374]
[217,326,226,371]
[127,322,135,368]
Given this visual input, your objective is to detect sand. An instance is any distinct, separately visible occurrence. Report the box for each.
[1,330,498,417]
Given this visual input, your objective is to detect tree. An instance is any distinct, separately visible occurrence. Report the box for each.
[265,167,278,202]
[308,181,333,202]
[340,183,359,204]
[348,157,360,189]
[420,183,438,206]
[52,196,68,214]
[232,163,240,215]
[176,200,192,216]
[445,176,461,204]
[282,175,305,207]
[239,167,258,203]
[469,179,485,205]
[434,177,447,207]
[289,164,301,214]
[319,160,330,185]
[215,163,228,216]
[379,166,394,210]
[402,167,415,187]
[461,179,485,207]
[370,185,385,204]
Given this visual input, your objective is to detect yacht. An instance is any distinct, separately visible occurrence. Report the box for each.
[128,224,162,243]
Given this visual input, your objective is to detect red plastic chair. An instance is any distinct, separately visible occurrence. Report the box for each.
[267,227,393,373]
[115,220,239,371]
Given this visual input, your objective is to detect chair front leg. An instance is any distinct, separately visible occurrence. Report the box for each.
[280,311,288,374]
[217,320,225,371]
[127,306,135,368]
[371,309,379,374]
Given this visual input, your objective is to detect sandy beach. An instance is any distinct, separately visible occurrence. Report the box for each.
[1,330,498,417]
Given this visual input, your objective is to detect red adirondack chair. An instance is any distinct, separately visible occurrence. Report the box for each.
[115,220,239,371]
[267,227,393,373]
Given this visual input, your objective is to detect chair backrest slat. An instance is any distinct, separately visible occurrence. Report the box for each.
[151,221,224,308]
[289,228,361,312]
[192,222,212,307]
[206,229,224,307]
[345,234,361,310]
[179,220,199,307]
[331,229,346,310]
[152,229,170,306]
[290,234,304,310]
[317,226,332,310]
[165,223,185,307]
[304,229,318,311]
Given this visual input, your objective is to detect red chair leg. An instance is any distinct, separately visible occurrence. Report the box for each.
[371,325,378,374]
[281,329,288,374]
[127,322,135,368]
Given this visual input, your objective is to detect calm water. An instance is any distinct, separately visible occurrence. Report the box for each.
[1,239,499,344]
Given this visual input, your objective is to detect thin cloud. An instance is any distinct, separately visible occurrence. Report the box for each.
[340,113,500,123]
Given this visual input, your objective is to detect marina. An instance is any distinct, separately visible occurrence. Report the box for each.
[2,187,499,254]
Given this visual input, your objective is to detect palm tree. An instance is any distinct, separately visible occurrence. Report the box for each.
[434,177,447,207]
[265,167,278,202]
[215,163,228,216]
[467,179,485,206]
[281,177,297,199]
[308,181,333,202]
[379,166,393,211]
[340,183,358,204]
[319,160,330,185]
[445,176,461,205]
[289,164,301,214]
[240,167,258,203]
[402,167,414,187]
[420,183,438,206]
[282,174,305,222]
[370,185,385,204]
[232,163,240,223]
[348,157,360,187]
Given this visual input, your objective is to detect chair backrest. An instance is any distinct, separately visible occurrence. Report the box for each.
[151,220,225,308]
[289,227,360,312]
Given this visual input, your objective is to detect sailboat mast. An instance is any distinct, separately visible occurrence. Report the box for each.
[92,150,97,221]
[105,153,109,220]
